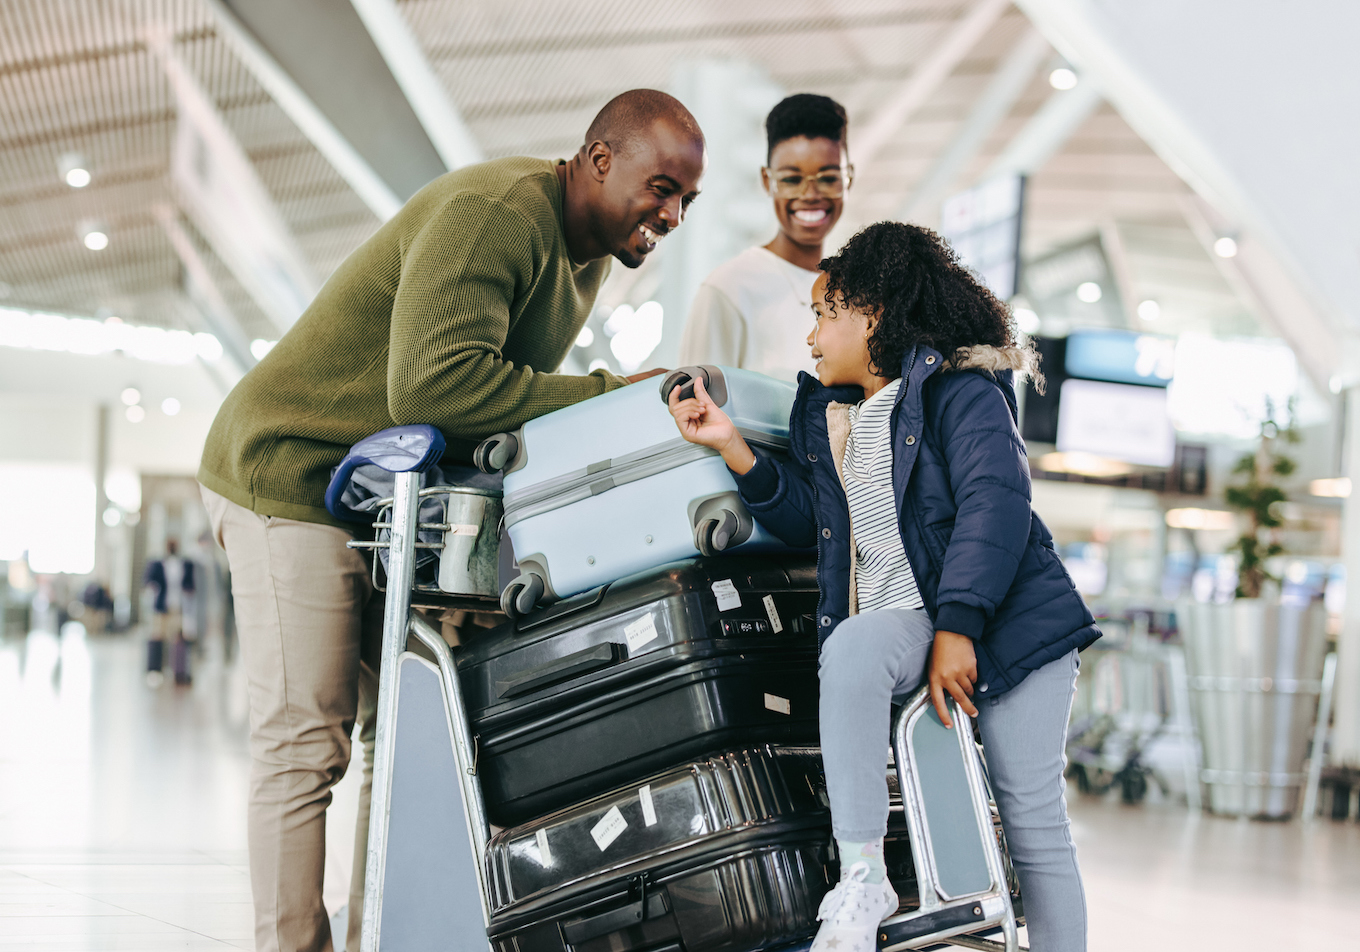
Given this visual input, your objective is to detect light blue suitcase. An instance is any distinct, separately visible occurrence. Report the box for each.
[474,366,801,615]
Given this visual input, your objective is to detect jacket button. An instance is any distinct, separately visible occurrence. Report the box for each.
[822,528,832,539]
[821,615,831,627]
[905,435,916,445]
[978,683,988,693]
[926,355,936,364]
[807,453,818,462]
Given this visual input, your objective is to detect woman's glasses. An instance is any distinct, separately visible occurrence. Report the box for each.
[765,168,853,198]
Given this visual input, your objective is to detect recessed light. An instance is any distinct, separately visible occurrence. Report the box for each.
[1049,68,1078,90]
[161,397,181,416]
[59,151,91,188]
[125,405,146,423]
[120,387,141,406]
[1214,236,1238,258]
[1076,282,1102,303]
[83,230,109,251]
[1137,300,1160,321]
[575,327,595,348]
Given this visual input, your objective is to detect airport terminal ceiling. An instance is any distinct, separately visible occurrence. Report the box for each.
[0,0,1267,357]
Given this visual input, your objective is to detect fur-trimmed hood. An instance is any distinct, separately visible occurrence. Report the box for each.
[946,342,1042,388]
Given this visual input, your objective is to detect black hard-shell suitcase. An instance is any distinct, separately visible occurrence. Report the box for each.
[146,638,163,673]
[485,746,833,952]
[457,555,821,826]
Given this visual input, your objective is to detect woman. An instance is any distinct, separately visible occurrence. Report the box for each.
[669,221,1097,952]
[678,93,852,381]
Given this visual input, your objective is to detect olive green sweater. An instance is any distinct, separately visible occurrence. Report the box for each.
[199,156,628,526]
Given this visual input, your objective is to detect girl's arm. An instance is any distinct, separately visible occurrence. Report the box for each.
[668,377,818,548]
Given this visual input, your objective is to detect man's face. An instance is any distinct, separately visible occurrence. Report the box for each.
[589,120,706,268]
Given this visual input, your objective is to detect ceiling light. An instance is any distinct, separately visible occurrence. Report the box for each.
[120,387,141,406]
[1165,508,1236,531]
[82,229,109,251]
[161,397,181,416]
[1310,477,1351,498]
[1049,68,1078,90]
[1013,307,1040,334]
[575,327,595,348]
[125,405,146,423]
[587,358,611,373]
[1213,236,1238,258]
[1137,299,1160,321]
[1076,281,1102,303]
[250,339,278,360]
[59,151,91,188]
[102,507,122,527]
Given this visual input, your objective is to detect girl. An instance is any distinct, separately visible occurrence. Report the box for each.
[677,93,852,382]
[668,222,1097,952]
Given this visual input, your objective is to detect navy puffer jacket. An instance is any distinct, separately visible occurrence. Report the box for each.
[733,342,1100,698]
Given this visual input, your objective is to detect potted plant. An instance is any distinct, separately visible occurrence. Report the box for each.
[1178,403,1329,817]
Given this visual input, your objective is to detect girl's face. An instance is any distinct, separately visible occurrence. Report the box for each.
[761,136,849,249]
[807,272,875,387]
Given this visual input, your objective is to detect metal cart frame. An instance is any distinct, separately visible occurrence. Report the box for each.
[354,468,1023,952]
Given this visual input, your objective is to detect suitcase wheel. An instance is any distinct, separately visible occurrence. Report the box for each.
[500,571,545,618]
[694,508,740,556]
[474,432,520,474]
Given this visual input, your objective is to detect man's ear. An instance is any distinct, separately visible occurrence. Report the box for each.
[586,141,612,182]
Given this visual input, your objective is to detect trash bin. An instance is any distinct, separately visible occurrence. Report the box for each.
[1177,596,1328,817]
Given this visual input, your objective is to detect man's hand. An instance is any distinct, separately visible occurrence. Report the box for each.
[625,368,670,383]
[929,629,979,729]
[667,376,756,474]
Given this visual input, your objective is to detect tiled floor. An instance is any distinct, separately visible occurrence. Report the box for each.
[2,625,1356,951]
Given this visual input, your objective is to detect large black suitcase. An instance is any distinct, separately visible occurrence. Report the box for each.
[485,746,833,952]
[457,556,821,826]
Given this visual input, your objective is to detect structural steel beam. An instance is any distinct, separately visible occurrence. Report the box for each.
[982,76,1102,179]
[854,0,1012,166]
[349,0,483,170]
[899,27,1049,221]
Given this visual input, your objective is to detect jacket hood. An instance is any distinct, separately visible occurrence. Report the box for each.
[945,343,1041,381]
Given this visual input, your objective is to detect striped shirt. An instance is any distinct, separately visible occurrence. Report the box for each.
[844,378,925,613]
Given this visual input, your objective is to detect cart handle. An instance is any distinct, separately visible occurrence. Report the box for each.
[325,424,446,524]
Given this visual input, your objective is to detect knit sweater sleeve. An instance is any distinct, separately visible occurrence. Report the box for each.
[386,192,626,440]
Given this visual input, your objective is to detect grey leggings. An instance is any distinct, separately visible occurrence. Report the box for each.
[819,608,1087,952]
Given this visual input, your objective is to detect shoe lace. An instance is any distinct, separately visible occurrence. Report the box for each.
[817,860,873,924]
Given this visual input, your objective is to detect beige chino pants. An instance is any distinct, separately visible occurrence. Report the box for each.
[202,486,381,952]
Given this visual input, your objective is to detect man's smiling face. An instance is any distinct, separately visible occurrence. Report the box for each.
[592,118,706,268]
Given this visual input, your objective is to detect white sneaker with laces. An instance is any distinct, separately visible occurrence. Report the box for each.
[811,860,899,952]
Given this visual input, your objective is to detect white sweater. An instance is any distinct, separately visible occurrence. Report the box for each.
[678,246,820,382]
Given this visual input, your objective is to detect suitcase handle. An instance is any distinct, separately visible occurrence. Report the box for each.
[659,365,729,406]
[494,641,626,698]
[561,881,667,943]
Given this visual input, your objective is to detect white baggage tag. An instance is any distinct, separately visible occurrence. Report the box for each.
[535,828,553,867]
[762,595,783,633]
[624,614,659,653]
[591,805,628,851]
[638,784,658,827]
[711,579,742,611]
[764,693,791,715]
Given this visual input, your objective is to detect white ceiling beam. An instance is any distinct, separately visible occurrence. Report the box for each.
[899,27,1050,221]
[153,204,258,377]
[982,75,1102,180]
[348,0,484,170]
[853,0,1012,166]
[1178,194,1337,393]
[201,0,404,220]
[1097,217,1139,326]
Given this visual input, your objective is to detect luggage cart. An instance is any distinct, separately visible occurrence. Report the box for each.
[351,449,1023,951]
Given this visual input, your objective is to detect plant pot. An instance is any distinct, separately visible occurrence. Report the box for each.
[1176,596,1328,818]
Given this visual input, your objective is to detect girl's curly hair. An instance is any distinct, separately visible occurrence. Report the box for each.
[819,221,1040,388]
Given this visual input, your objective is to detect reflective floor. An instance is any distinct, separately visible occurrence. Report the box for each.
[2,625,1356,951]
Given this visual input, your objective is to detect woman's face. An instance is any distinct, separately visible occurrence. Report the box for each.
[762,136,849,249]
[807,272,875,387]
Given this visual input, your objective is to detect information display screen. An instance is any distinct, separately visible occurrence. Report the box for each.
[1055,378,1176,467]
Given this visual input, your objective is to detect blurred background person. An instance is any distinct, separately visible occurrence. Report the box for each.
[143,538,195,686]
[678,93,852,381]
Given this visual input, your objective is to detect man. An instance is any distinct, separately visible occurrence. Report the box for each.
[143,538,195,686]
[198,90,705,952]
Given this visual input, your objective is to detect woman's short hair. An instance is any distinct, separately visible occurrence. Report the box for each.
[766,94,848,161]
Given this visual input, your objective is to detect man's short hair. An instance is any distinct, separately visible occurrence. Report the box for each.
[765,93,848,161]
[584,89,704,156]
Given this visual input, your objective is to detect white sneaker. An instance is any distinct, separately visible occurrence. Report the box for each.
[811,860,898,952]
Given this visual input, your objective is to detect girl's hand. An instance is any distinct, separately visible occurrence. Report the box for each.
[668,376,756,474]
[929,630,980,728]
